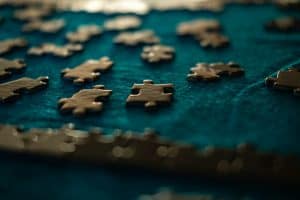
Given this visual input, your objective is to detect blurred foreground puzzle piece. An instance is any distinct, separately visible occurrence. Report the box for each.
[126,80,174,109]
[0,76,49,103]
[66,25,102,43]
[62,57,113,84]
[266,68,300,96]
[188,62,245,81]
[0,38,28,55]
[58,85,112,117]
[0,58,26,80]
[141,44,175,63]
[28,43,82,58]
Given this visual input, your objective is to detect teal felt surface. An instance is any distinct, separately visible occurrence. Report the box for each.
[0,4,300,200]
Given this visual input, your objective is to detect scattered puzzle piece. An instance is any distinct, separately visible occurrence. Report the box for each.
[141,44,175,63]
[197,33,230,48]
[14,6,53,21]
[0,38,28,55]
[58,85,112,116]
[265,17,300,32]
[114,30,160,46]
[275,0,300,10]
[126,80,174,109]
[265,68,300,96]
[0,58,26,80]
[28,43,82,58]
[66,25,102,43]
[0,76,49,103]
[152,0,225,12]
[177,19,221,36]
[177,19,229,48]
[188,62,245,81]
[22,19,65,33]
[104,16,141,31]
[62,57,113,84]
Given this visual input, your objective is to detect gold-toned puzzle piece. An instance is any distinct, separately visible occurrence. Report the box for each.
[177,19,221,36]
[0,76,49,103]
[58,85,112,116]
[61,57,113,84]
[28,43,83,58]
[126,80,174,109]
[265,68,300,96]
[265,16,300,32]
[141,44,175,63]
[104,16,141,31]
[177,19,229,48]
[188,62,245,81]
[0,38,28,55]
[22,19,65,33]
[197,33,230,48]
[114,30,160,46]
[0,58,26,80]
[66,25,102,43]
[14,6,53,21]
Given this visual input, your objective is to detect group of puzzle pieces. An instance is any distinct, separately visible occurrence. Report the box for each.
[0,123,299,185]
[0,1,300,119]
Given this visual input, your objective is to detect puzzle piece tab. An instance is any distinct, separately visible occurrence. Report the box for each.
[0,58,26,80]
[126,80,174,109]
[23,19,65,33]
[66,25,102,43]
[58,85,112,116]
[62,57,113,84]
[265,68,300,96]
[104,16,141,31]
[188,62,245,81]
[28,43,82,58]
[0,38,28,55]
[114,30,160,46]
[265,17,300,32]
[0,76,49,103]
[141,44,175,63]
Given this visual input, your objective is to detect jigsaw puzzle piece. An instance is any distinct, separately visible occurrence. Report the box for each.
[0,58,26,80]
[62,57,113,84]
[141,44,175,63]
[266,68,300,96]
[28,43,82,58]
[22,19,65,33]
[197,33,229,48]
[265,16,300,32]
[126,80,174,109]
[14,6,53,21]
[114,30,160,46]
[104,16,141,31]
[66,25,102,43]
[0,76,49,103]
[177,19,221,36]
[0,38,28,55]
[188,62,244,81]
[58,85,112,116]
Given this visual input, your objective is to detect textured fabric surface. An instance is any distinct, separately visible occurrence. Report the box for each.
[0,4,299,199]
